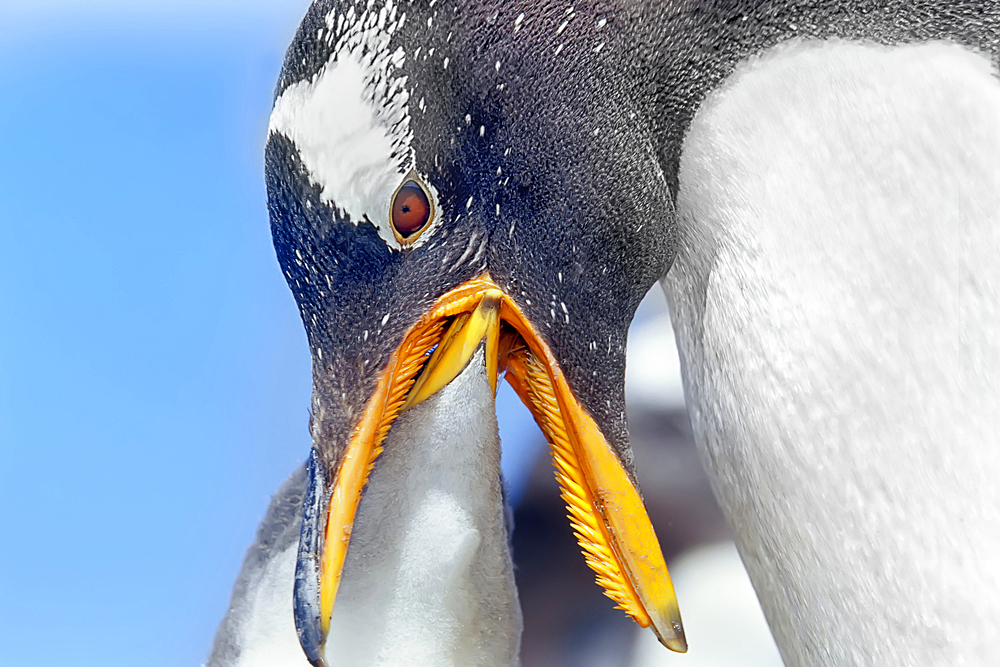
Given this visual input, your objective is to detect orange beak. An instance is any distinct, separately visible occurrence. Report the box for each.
[316,273,686,653]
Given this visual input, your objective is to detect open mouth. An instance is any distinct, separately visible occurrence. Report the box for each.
[317,273,686,652]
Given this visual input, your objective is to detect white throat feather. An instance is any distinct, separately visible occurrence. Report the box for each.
[324,348,522,666]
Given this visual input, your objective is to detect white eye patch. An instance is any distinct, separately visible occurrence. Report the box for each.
[269,3,434,251]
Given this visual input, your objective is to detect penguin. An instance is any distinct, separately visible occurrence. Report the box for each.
[209,2,1000,665]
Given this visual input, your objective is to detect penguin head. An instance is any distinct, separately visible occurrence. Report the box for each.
[265,1,682,662]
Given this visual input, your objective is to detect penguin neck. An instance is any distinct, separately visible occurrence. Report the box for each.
[663,40,1000,664]
[324,349,522,667]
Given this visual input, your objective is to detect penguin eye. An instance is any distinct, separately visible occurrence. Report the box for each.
[391,180,432,242]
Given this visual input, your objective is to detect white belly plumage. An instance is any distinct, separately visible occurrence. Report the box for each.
[665,40,1000,665]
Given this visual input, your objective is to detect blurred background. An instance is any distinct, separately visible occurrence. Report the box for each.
[0,2,780,665]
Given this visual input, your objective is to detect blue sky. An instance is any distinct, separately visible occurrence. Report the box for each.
[0,3,314,665]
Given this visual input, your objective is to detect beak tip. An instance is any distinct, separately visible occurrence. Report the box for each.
[668,629,688,654]
[651,607,687,653]
[661,635,689,653]
[654,622,688,653]
[294,454,331,666]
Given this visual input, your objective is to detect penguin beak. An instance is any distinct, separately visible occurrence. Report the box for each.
[303,273,686,659]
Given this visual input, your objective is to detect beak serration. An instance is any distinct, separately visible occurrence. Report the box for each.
[302,274,685,659]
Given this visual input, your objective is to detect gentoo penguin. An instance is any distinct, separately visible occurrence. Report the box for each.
[209,1,1000,666]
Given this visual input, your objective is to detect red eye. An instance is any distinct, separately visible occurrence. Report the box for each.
[391,181,431,239]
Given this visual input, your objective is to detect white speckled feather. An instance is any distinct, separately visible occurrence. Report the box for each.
[268,0,443,251]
